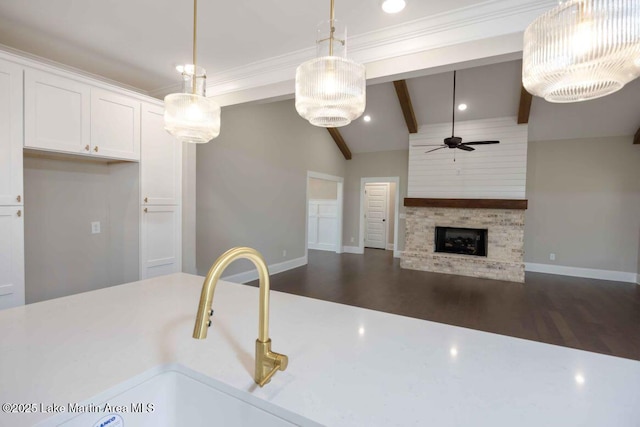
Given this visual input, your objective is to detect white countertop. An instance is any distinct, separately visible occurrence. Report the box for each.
[0,273,638,426]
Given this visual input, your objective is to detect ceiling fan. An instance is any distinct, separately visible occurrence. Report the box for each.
[413,70,500,155]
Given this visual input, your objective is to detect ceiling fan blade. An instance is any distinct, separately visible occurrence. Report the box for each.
[456,145,475,152]
[462,141,500,145]
[425,146,447,154]
[412,144,447,147]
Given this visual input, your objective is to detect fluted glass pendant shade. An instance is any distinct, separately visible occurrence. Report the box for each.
[164,65,220,144]
[523,0,640,103]
[295,14,366,127]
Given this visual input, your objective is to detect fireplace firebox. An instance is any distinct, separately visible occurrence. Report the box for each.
[435,227,487,257]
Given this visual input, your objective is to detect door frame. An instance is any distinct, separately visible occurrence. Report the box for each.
[359,177,400,258]
[306,171,344,258]
[364,182,390,251]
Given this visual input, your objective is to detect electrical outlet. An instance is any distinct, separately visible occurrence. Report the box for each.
[549,253,556,261]
[282,250,287,258]
[91,221,101,234]
[350,237,355,243]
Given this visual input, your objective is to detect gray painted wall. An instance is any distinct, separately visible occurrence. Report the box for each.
[24,157,139,303]
[343,150,408,251]
[524,135,640,274]
[195,99,346,276]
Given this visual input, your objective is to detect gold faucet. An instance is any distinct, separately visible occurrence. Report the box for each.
[193,247,288,387]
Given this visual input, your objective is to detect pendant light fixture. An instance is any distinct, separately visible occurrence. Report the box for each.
[164,0,220,143]
[523,0,640,103]
[295,0,366,127]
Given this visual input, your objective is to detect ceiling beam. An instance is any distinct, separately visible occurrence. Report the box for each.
[634,127,640,145]
[393,80,418,133]
[517,85,533,125]
[327,128,352,160]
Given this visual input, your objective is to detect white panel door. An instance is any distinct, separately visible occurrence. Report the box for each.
[141,103,182,205]
[91,88,140,161]
[308,200,338,251]
[24,68,90,154]
[364,184,388,249]
[0,59,23,206]
[141,205,182,279]
[0,207,25,309]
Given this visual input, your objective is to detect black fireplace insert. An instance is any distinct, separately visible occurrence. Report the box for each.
[435,226,487,257]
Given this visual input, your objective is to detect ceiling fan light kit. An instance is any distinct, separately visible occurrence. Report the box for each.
[523,0,640,103]
[164,0,221,143]
[295,0,366,128]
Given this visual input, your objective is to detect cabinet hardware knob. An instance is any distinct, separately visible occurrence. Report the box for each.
[16,195,21,203]
[144,208,148,213]
[144,197,148,203]
[94,146,99,152]
[85,144,90,151]
[17,210,21,217]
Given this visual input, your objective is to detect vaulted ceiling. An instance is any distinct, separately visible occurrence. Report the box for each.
[341,60,640,153]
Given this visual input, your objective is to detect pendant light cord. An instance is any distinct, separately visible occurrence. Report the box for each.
[192,0,198,94]
[329,0,335,56]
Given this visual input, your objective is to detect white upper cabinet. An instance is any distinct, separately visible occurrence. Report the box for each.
[0,206,25,309]
[141,103,182,205]
[91,88,140,161]
[24,68,142,161]
[0,59,23,206]
[24,68,91,154]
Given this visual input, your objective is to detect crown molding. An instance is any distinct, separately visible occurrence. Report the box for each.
[151,0,555,104]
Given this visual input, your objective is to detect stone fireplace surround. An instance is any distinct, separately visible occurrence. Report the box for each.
[401,199,527,283]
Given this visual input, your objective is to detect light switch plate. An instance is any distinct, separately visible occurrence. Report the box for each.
[91,221,101,234]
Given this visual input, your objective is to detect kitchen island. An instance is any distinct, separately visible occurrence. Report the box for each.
[0,273,638,426]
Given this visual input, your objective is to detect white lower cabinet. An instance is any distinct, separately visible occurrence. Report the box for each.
[140,205,182,279]
[0,207,25,309]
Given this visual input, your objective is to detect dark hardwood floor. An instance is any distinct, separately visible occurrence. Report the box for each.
[249,249,640,361]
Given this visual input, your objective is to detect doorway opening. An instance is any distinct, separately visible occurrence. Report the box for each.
[306,171,343,255]
[359,177,400,258]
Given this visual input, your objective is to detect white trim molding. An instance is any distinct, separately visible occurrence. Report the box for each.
[386,244,395,251]
[525,263,638,284]
[148,1,556,104]
[222,256,308,284]
[342,246,365,254]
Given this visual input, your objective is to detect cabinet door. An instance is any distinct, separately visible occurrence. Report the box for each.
[140,205,182,279]
[0,207,25,310]
[24,69,90,154]
[0,59,23,206]
[141,103,182,205]
[91,88,141,161]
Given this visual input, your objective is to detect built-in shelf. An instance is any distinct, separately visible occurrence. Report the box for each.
[404,198,528,210]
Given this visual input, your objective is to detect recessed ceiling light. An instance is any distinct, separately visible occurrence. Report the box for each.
[382,0,406,14]
[457,103,468,111]
[450,347,458,357]
[575,374,585,385]
[363,115,372,122]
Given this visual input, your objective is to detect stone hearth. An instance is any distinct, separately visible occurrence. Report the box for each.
[401,206,525,283]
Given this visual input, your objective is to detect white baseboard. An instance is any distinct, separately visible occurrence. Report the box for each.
[386,243,395,251]
[525,263,638,284]
[308,243,338,252]
[342,246,364,254]
[222,256,308,284]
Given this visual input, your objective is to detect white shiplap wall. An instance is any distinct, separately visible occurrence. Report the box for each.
[408,117,528,199]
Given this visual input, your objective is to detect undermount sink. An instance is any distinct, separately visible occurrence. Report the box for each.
[38,364,320,427]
